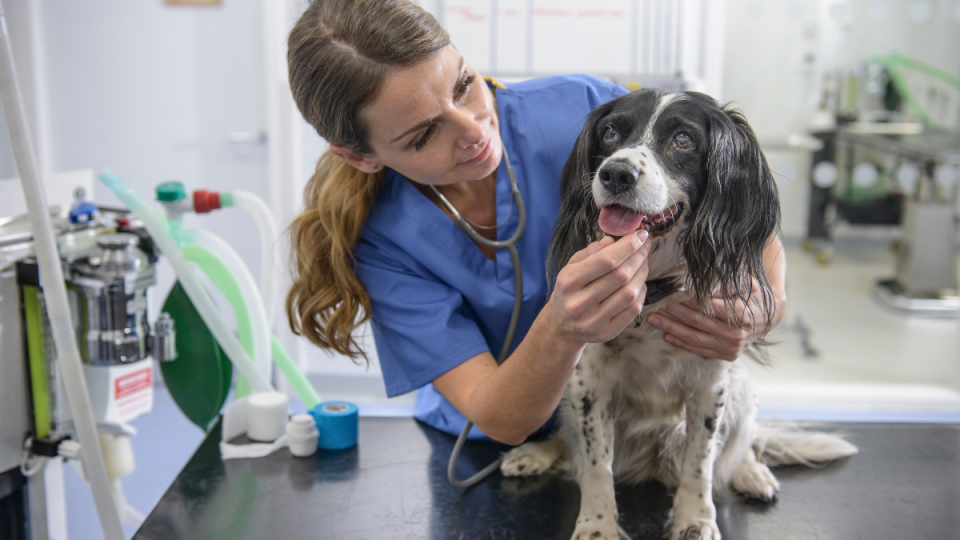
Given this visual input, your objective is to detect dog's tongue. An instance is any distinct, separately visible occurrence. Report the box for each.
[599,205,645,236]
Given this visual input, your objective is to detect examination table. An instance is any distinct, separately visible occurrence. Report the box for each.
[133,417,960,539]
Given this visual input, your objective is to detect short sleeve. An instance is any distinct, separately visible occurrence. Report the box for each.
[354,230,490,397]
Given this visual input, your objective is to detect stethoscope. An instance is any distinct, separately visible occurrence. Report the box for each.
[429,145,526,488]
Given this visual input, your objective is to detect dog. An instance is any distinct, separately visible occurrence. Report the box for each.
[499,89,858,540]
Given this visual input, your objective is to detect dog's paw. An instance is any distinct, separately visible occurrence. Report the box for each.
[570,515,627,540]
[500,441,559,477]
[670,518,721,540]
[731,459,780,502]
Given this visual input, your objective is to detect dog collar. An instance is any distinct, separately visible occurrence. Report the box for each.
[634,277,681,328]
[644,276,680,306]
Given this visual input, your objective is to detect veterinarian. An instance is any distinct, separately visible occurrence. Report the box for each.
[285,0,787,447]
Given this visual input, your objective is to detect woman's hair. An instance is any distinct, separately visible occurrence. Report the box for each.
[286,0,450,358]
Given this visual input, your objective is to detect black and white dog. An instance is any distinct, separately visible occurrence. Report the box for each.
[500,90,857,540]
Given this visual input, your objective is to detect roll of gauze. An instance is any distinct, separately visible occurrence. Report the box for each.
[246,392,289,442]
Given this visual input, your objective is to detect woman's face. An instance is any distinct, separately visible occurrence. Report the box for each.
[356,45,502,187]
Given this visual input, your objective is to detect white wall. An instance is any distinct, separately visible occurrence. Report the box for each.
[39,0,267,326]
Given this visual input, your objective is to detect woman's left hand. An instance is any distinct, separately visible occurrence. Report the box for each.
[646,235,788,361]
[646,279,782,361]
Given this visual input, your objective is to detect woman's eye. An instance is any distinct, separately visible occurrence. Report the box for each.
[603,125,619,142]
[674,132,694,149]
[456,75,476,99]
[414,125,435,151]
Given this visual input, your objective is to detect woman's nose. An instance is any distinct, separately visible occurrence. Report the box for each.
[454,109,486,149]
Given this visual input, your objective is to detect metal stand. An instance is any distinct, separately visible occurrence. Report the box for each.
[875,199,959,317]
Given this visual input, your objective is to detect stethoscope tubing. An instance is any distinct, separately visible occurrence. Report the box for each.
[436,146,526,488]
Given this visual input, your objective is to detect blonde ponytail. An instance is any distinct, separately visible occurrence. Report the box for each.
[287,151,384,358]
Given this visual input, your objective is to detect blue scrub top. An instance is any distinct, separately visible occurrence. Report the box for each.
[354,75,627,439]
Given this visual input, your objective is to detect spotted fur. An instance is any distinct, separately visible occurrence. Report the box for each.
[501,89,858,540]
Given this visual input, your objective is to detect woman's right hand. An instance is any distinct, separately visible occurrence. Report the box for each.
[545,229,651,344]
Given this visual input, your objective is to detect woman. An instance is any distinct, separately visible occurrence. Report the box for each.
[286,0,786,446]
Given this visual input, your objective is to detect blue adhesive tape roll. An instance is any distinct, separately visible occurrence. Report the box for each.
[310,401,359,450]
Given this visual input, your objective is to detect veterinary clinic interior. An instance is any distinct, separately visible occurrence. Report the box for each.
[1,0,959,539]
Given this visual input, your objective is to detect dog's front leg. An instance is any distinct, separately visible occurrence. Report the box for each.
[567,352,624,540]
[669,362,730,540]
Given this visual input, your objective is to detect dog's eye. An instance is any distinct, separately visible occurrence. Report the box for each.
[674,132,694,149]
[603,125,619,142]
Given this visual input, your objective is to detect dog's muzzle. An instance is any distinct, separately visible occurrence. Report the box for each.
[597,161,638,196]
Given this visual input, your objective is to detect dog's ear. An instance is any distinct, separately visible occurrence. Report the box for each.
[547,104,610,288]
[682,94,781,329]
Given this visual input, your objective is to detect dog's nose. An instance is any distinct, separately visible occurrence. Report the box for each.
[597,161,639,195]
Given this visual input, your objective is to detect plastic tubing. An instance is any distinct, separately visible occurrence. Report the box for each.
[227,190,279,326]
[272,334,321,410]
[184,243,319,407]
[0,13,124,540]
[181,243,321,409]
[183,244,257,385]
[179,228,272,386]
[178,229,270,381]
[99,169,273,394]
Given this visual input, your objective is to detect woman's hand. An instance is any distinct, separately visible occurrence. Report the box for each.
[646,281,783,361]
[544,230,652,345]
[435,229,652,445]
[647,235,787,361]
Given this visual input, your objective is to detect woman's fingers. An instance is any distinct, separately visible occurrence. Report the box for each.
[665,301,720,333]
[559,231,649,290]
[660,333,729,360]
[566,235,615,266]
[650,301,750,361]
[597,250,649,319]
[586,238,651,308]
[604,260,649,336]
[550,231,652,343]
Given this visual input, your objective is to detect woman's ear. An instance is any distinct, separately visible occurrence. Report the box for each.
[329,145,383,173]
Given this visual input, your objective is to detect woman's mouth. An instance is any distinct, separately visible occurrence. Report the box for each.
[459,136,492,166]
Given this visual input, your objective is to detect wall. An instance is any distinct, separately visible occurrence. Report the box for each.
[35,0,267,326]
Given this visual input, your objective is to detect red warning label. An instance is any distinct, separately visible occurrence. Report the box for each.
[115,368,152,400]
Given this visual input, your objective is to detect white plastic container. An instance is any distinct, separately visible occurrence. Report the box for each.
[286,414,320,457]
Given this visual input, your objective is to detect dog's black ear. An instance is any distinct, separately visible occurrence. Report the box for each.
[682,94,781,329]
[547,104,610,288]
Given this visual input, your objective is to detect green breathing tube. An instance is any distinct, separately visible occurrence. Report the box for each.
[184,244,320,409]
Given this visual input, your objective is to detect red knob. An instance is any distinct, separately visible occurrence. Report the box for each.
[193,190,221,213]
